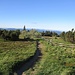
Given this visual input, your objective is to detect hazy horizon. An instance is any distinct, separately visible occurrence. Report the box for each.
[0,0,75,31]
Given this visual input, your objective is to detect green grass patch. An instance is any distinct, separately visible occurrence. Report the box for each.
[0,41,36,75]
[24,37,75,75]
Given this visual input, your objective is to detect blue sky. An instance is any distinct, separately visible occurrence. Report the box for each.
[0,0,75,31]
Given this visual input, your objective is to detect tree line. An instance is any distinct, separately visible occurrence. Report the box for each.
[0,29,20,41]
[0,29,59,41]
[41,31,59,37]
[60,29,75,43]
[19,29,41,39]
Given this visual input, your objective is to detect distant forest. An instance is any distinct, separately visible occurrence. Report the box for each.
[0,26,58,41]
[60,29,75,43]
[0,26,75,43]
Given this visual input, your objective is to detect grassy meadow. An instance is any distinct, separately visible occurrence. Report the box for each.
[0,29,75,75]
[0,40,36,75]
[24,37,75,75]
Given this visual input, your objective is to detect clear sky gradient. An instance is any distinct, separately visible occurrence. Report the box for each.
[0,0,75,31]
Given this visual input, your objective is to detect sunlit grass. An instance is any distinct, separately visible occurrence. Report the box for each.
[0,41,36,75]
[25,37,75,75]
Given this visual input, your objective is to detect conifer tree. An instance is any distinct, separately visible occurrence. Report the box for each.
[23,25,26,30]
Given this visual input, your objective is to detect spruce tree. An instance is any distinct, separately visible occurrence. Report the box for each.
[23,25,26,30]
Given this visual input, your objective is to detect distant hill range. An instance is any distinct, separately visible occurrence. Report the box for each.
[0,28,62,35]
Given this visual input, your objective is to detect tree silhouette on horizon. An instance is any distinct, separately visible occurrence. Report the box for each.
[23,25,26,30]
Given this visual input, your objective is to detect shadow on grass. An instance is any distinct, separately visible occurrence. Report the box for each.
[9,55,35,75]
[9,41,42,75]
[18,38,35,41]
[0,72,2,75]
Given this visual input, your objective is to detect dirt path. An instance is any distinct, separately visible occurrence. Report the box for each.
[13,41,42,75]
